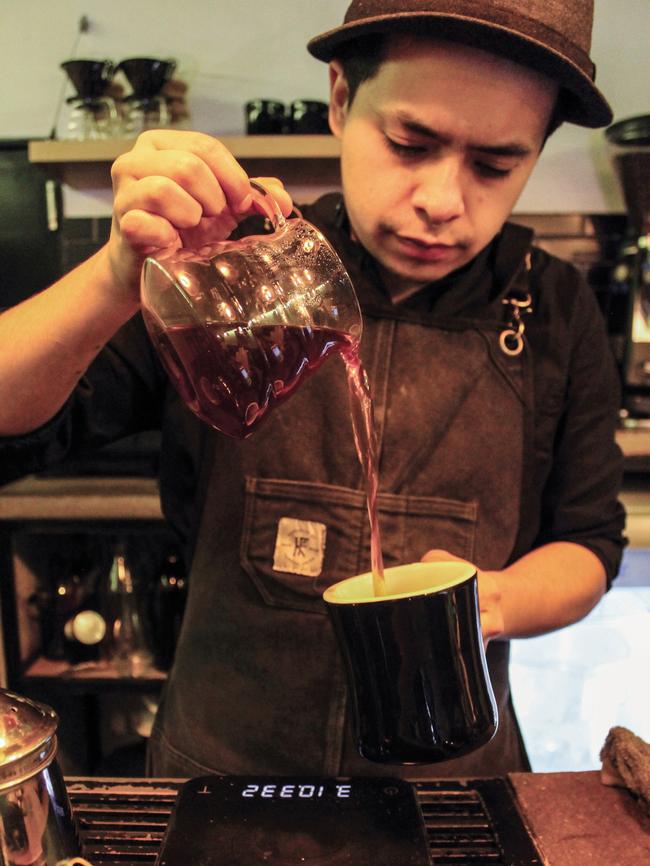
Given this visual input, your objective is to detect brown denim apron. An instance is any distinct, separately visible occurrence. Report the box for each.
[148,277,532,779]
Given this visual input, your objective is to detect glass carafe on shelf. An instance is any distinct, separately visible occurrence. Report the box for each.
[60,59,120,140]
[106,545,154,677]
[118,57,176,135]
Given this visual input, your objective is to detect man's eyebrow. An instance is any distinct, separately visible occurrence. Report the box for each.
[472,141,532,157]
[393,111,533,158]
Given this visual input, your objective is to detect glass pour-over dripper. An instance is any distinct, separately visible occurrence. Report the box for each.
[61,59,119,139]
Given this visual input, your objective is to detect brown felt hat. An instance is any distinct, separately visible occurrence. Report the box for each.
[307,0,612,128]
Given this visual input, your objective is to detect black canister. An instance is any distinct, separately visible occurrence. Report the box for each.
[289,100,330,134]
[245,99,287,134]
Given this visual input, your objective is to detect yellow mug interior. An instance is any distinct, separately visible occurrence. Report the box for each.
[323,560,476,605]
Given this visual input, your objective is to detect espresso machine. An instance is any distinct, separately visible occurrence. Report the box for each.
[606,114,650,418]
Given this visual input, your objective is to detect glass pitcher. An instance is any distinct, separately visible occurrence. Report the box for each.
[141,182,362,438]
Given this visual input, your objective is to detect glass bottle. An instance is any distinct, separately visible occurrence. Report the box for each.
[107,548,154,677]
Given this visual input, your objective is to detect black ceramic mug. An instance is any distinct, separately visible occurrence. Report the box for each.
[245,99,287,134]
[289,99,330,134]
[323,561,498,764]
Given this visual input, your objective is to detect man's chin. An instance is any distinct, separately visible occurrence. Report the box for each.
[380,238,473,277]
[382,258,463,289]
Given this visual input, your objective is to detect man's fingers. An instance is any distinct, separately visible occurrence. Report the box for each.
[114,150,233,218]
[479,610,505,644]
[119,209,180,252]
[250,176,294,217]
[112,137,294,239]
[115,175,208,233]
[420,550,504,643]
[127,130,254,212]
[421,548,465,563]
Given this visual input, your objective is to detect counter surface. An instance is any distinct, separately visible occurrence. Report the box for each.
[510,770,650,865]
[64,770,650,865]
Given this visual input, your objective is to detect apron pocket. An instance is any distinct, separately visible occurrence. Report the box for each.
[241,476,478,614]
[375,491,478,567]
[241,476,367,614]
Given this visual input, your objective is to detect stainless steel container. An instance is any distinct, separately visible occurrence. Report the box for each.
[0,689,80,866]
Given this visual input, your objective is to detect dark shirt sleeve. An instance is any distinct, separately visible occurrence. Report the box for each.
[535,276,626,587]
[0,314,165,486]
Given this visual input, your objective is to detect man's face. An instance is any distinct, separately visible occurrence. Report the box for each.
[329,36,558,299]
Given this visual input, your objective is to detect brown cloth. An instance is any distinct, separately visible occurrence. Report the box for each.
[601,725,650,815]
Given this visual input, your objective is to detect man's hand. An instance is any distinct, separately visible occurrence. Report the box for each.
[0,129,295,437]
[421,548,505,645]
[422,541,607,643]
[106,129,294,301]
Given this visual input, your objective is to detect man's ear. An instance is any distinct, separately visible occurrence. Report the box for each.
[328,60,350,138]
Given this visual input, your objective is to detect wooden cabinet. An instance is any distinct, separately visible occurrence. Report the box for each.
[0,475,176,774]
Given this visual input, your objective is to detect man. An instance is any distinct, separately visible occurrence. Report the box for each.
[0,0,625,778]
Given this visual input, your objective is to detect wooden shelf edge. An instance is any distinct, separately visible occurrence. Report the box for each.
[616,426,650,459]
[0,475,164,522]
[28,135,341,164]
[21,655,166,692]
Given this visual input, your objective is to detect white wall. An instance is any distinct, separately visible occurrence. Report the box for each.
[0,0,347,138]
[1,0,648,213]
[518,0,650,213]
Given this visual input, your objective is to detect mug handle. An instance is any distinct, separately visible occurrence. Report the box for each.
[249,180,287,231]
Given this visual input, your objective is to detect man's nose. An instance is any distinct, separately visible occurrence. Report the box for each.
[411,157,465,225]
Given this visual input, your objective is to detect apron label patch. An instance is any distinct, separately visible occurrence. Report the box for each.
[273,517,327,577]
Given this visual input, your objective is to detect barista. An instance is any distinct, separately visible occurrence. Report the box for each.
[0,0,625,778]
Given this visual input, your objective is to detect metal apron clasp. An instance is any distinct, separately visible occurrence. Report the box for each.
[499,254,533,356]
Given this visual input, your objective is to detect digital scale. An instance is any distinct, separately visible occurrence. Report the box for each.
[155,775,431,865]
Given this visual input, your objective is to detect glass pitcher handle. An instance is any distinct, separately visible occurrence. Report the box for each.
[249,180,287,230]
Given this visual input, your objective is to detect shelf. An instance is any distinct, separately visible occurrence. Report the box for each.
[616,424,650,456]
[0,429,646,525]
[0,475,163,522]
[28,135,341,164]
[22,656,166,693]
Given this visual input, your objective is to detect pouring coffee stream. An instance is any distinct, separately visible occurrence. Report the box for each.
[343,345,386,589]
[141,181,388,596]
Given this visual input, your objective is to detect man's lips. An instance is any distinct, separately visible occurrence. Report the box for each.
[394,234,461,262]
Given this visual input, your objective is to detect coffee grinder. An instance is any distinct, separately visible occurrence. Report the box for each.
[605,114,650,417]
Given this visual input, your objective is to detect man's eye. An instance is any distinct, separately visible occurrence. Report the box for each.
[384,136,426,157]
[475,162,512,179]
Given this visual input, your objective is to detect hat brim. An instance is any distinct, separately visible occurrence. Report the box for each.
[307,12,612,128]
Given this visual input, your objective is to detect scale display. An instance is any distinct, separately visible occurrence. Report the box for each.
[155,775,431,865]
